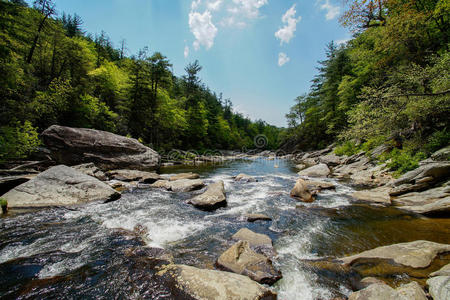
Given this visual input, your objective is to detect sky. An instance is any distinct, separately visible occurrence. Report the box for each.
[33,0,351,127]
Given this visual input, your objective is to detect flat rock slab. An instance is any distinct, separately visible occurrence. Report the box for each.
[246,214,272,222]
[72,163,107,181]
[352,186,392,206]
[298,163,331,177]
[339,240,450,269]
[42,125,160,171]
[232,228,272,249]
[107,169,160,183]
[1,165,120,207]
[216,241,281,285]
[349,282,426,300]
[427,276,450,300]
[169,172,200,181]
[150,179,205,192]
[157,264,276,300]
[188,181,226,211]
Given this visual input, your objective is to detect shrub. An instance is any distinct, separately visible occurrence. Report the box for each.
[382,148,426,177]
[0,198,7,207]
[425,129,450,154]
[334,141,361,156]
[0,121,41,162]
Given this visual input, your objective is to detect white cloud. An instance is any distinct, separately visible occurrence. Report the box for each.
[184,45,190,58]
[232,0,268,19]
[191,0,202,10]
[278,52,290,66]
[207,0,223,11]
[275,4,301,45]
[336,38,349,45]
[320,0,340,20]
[189,10,218,50]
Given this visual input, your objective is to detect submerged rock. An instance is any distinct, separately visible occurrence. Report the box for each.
[216,241,282,285]
[290,178,314,202]
[430,263,450,277]
[234,173,257,182]
[1,165,120,207]
[157,264,277,300]
[246,214,272,222]
[188,181,226,211]
[41,125,160,171]
[298,163,331,177]
[169,172,200,181]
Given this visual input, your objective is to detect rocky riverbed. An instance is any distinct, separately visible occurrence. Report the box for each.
[0,126,449,299]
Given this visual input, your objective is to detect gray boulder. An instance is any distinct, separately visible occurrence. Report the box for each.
[431,146,450,161]
[232,228,273,249]
[216,241,282,285]
[106,169,160,183]
[349,281,426,300]
[156,264,276,300]
[42,125,160,171]
[0,174,36,195]
[169,172,200,181]
[352,186,392,206]
[234,173,257,182]
[72,163,107,180]
[319,153,342,166]
[298,163,331,177]
[1,165,120,207]
[151,179,205,192]
[188,181,226,210]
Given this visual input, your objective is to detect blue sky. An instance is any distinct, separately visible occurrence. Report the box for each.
[36,0,351,127]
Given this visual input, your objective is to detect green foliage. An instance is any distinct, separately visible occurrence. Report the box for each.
[425,129,450,154]
[0,198,7,207]
[381,148,427,177]
[0,121,41,161]
[334,141,361,156]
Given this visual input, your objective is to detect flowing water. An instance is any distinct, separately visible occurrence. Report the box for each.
[1,158,450,299]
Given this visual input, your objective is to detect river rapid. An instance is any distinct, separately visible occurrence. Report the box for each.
[1,158,449,299]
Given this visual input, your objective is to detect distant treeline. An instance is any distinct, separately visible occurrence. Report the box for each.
[0,0,282,161]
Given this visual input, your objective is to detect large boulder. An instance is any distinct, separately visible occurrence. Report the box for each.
[430,263,450,277]
[391,182,450,216]
[72,163,107,180]
[352,186,392,206]
[1,165,120,207]
[348,282,426,300]
[106,169,160,183]
[216,241,281,285]
[232,228,273,249]
[427,276,450,300]
[318,153,342,166]
[156,264,276,300]
[188,181,226,211]
[431,146,450,161]
[290,178,314,202]
[298,163,331,177]
[234,173,257,183]
[151,179,205,192]
[339,240,450,269]
[41,125,160,171]
[390,162,450,196]
[169,172,200,181]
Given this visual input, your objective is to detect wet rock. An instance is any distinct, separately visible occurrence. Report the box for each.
[392,182,450,216]
[169,172,200,181]
[157,264,277,300]
[349,281,426,300]
[234,173,257,182]
[352,186,392,206]
[150,179,171,189]
[216,241,282,285]
[390,162,450,196]
[304,180,336,192]
[295,164,306,170]
[107,180,136,192]
[290,178,314,202]
[107,169,160,183]
[427,276,450,300]
[72,163,107,181]
[246,214,272,222]
[156,179,205,192]
[298,163,331,177]
[41,125,160,171]
[430,263,450,277]
[1,165,120,207]
[232,228,272,249]
[359,277,387,289]
[0,174,36,195]
[188,181,226,211]
[339,240,450,269]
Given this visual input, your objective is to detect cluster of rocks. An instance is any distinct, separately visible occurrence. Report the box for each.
[291,144,449,216]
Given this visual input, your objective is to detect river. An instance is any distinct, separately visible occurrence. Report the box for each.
[1,158,449,299]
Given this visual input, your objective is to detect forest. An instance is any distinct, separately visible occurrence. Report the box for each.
[0,0,282,162]
[283,0,449,173]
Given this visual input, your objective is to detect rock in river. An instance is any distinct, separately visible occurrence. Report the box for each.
[169,172,200,181]
[151,179,205,192]
[298,163,331,177]
[352,186,392,206]
[348,281,426,300]
[234,173,257,182]
[107,169,161,183]
[232,228,273,249]
[1,165,120,208]
[216,241,282,285]
[42,125,160,171]
[157,264,277,300]
[290,178,314,202]
[188,181,226,211]
[427,276,450,300]
[246,214,272,222]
